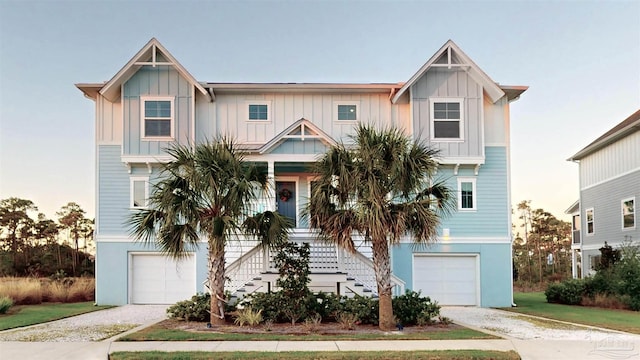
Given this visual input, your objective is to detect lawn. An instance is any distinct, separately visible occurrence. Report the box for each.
[119,321,495,341]
[503,292,640,334]
[110,350,521,360]
[0,301,113,331]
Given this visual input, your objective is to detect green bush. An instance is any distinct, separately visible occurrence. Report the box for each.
[167,293,211,321]
[0,295,13,314]
[245,292,286,323]
[613,244,640,310]
[342,295,379,325]
[392,290,440,326]
[545,279,585,305]
[309,292,343,322]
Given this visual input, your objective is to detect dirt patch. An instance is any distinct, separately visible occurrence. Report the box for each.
[157,318,463,336]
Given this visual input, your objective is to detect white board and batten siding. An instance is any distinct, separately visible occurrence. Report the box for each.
[413,254,479,306]
[579,131,640,190]
[129,253,196,304]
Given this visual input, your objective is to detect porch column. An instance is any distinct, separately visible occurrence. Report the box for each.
[267,161,276,211]
[571,250,577,279]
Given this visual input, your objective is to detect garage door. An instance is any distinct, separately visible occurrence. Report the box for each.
[413,255,478,306]
[130,254,196,304]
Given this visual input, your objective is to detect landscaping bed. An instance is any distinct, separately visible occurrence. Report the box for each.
[120,318,495,341]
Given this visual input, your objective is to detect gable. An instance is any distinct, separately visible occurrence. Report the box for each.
[392,40,504,104]
[259,118,336,154]
[100,38,210,102]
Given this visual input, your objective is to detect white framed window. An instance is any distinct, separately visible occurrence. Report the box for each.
[141,96,174,139]
[429,98,464,141]
[130,176,149,209]
[622,197,635,229]
[586,208,594,235]
[247,101,271,122]
[457,177,476,211]
[334,101,359,122]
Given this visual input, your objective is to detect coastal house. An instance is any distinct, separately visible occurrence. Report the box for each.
[76,38,527,307]
[568,109,640,277]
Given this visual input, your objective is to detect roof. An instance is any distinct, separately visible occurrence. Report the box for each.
[569,109,640,161]
[203,82,403,95]
[76,38,210,102]
[392,40,513,104]
[565,200,580,214]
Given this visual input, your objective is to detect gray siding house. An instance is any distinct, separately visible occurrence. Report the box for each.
[568,109,640,277]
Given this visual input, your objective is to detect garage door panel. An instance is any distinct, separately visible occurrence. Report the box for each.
[414,255,478,306]
[131,254,196,304]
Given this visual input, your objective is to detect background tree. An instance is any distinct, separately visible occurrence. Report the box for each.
[513,201,571,285]
[0,197,37,272]
[57,202,88,276]
[128,139,291,325]
[308,124,453,331]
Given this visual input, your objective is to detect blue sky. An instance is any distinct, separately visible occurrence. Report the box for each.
[1,0,639,224]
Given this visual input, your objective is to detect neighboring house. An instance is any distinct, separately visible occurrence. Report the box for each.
[568,109,640,277]
[76,38,527,307]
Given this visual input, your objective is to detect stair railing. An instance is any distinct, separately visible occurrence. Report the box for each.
[338,247,406,296]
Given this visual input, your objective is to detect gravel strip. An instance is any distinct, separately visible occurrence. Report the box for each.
[0,305,168,342]
[441,306,640,341]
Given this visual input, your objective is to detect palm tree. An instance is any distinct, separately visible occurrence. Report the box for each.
[308,124,454,330]
[129,139,291,325]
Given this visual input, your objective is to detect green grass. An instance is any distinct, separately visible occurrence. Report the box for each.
[0,302,113,331]
[110,350,521,360]
[119,326,494,342]
[503,292,640,334]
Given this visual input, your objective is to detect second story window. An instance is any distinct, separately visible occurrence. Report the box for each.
[334,101,359,121]
[142,97,174,139]
[622,198,635,229]
[248,104,269,121]
[430,98,463,140]
[457,177,476,211]
[586,208,594,235]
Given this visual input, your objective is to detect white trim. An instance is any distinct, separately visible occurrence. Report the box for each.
[621,197,636,230]
[276,176,300,227]
[122,155,172,163]
[412,253,481,306]
[457,177,477,211]
[130,176,149,209]
[246,100,272,122]
[580,166,640,191]
[401,236,511,244]
[429,97,464,141]
[585,207,595,236]
[245,153,322,162]
[140,96,175,140]
[438,156,485,165]
[333,101,360,122]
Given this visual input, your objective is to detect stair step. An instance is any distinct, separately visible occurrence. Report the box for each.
[253,277,262,281]
[245,282,254,286]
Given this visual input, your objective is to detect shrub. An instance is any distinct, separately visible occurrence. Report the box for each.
[336,312,358,330]
[0,295,13,314]
[392,290,440,326]
[342,295,379,325]
[167,293,211,321]
[302,313,322,332]
[234,308,263,327]
[245,292,286,323]
[545,279,585,305]
[310,292,343,322]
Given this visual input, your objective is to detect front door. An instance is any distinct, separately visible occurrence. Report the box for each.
[276,181,296,227]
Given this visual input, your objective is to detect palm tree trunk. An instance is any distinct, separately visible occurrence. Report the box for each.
[371,237,394,331]
[208,237,226,325]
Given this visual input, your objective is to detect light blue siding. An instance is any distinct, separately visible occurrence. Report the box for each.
[122,66,192,156]
[269,139,328,154]
[437,146,509,237]
[96,241,208,305]
[97,145,129,235]
[391,242,512,307]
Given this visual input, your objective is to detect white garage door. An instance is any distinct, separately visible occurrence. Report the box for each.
[413,255,478,306]
[130,254,196,304]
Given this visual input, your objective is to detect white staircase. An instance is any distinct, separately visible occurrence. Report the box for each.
[223,238,405,301]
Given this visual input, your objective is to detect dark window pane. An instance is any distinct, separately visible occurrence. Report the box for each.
[145,119,171,137]
[249,104,268,120]
[461,182,473,209]
[133,181,145,207]
[145,100,171,118]
[434,110,447,119]
[447,103,460,111]
[449,111,460,119]
[338,105,357,120]
[434,103,447,111]
[434,121,460,138]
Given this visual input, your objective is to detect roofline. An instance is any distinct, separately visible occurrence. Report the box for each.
[75,83,104,100]
[565,200,580,214]
[392,40,506,104]
[568,109,640,161]
[203,82,404,94]
[499,85,529,102]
